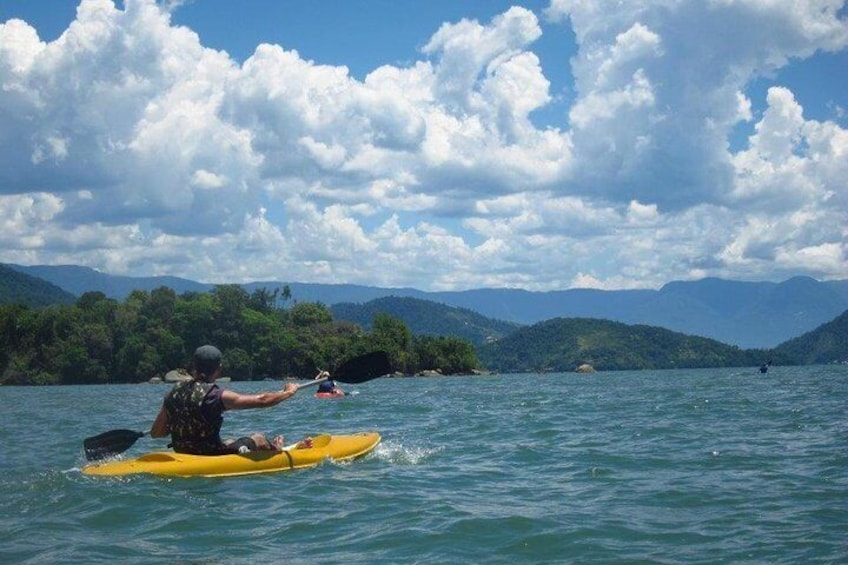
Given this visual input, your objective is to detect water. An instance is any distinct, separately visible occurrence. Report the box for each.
[2,365,846,564]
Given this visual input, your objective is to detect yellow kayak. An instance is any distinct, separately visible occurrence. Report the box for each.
[82,432,380,478]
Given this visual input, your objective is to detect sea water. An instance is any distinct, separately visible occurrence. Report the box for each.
[1,365,846,564]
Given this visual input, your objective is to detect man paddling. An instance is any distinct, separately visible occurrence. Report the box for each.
[315,370,345,396]
[150,345,306,454]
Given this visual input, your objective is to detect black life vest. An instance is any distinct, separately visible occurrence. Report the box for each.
[318,379,336,393]
[164,380,228,455]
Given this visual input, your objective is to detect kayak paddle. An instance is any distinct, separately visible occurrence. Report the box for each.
[305,350,392,388]
[84,429,147,461]
[82,350,392,461]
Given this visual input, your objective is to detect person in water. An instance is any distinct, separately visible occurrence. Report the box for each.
[150,345,308,455]
[315,370,345,395]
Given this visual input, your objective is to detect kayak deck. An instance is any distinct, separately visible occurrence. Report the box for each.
[82,432,380,478]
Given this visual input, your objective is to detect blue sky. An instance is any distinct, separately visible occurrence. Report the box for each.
[0,0,846,291]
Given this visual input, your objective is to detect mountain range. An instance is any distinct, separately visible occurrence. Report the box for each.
[4,263,848,349]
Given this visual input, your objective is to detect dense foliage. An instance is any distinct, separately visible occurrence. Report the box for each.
[477,317,780,372]
[0,286,480,386]
[331,296,520,344]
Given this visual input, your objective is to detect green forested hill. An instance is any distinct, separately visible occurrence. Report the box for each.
[477,317,770,372]
[771,310,848,364]
[0,264,76,307]
[331,296,521,345]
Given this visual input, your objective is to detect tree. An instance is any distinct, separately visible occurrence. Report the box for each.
[211,285,251,349]
[224,347,253,380]
[0,304,29,374]
[249,286,291,313]
[370,313,413,372]
[143,286,177,328]
[172,292,218,349]
[289,302,333,328]
[412,335,478,374]
[115,335,162,383]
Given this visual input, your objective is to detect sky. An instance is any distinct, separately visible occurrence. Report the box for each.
[0,0,846,292]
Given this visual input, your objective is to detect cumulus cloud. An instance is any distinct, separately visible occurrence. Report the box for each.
[0,0,846,290]
[550,0,847,210]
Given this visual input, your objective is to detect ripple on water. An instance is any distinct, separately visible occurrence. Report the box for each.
[2,368,847,564]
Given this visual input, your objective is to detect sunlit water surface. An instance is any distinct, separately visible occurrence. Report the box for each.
[1,365,846,563]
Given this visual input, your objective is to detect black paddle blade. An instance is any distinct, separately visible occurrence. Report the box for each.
[83,429,145,461]
[333,351,392,384]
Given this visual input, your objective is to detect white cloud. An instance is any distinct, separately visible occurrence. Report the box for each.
[423,7,542,111]
[0,17,45,91]
[31,134,70,164]
[552,0,848,210]
[778,242,846,273]
[191,169,227,189]
[0,0,846,291]
[626,200,659,225]
[0,194,64,251]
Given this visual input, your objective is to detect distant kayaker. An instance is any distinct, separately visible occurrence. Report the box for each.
[759,360,772,374]
[315,370,345,396]
[150,345,306,455]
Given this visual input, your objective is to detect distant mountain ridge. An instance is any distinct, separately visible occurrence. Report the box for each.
[330,296,520,345]
[6,264,211,298]
[6,263,848,349]
[0,264,76,307]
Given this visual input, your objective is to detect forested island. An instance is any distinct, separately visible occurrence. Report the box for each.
[0,285,477,386]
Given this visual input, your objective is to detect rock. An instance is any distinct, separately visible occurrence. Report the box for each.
[164,369,192,383]
[575,364,596,373]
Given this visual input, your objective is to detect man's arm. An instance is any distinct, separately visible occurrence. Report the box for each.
[150,405,169,438]
[221,382,299,410]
